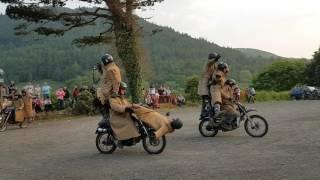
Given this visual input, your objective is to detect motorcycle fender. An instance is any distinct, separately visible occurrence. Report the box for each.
[246,108,257,113]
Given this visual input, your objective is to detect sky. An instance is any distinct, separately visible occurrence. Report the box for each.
[1,0,319,58]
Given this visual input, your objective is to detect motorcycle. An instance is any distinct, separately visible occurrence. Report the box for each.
[198,99,268,137]
[0,106,25,132]
[95,112,166,154]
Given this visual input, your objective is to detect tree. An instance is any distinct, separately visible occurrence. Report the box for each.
[305,48,320,86]
[253,60,307,91]
[185,76,200,103]
[1,0,164,102]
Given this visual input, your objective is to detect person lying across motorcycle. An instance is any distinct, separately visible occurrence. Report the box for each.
[210,62,230,115]
[197,52,221,118]
[108,82,140,143]
[129,105,183,140]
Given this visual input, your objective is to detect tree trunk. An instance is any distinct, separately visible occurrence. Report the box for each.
[113,26,143,103]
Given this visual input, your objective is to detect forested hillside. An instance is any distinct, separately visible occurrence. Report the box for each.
[0,14,283,89]
[236,48,281,59]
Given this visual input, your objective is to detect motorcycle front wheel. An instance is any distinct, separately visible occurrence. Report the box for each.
[142,135,166,154]
[199,120,218,137]
[96,132,117,154]
[0,114,7,132]
[244,115,268,137]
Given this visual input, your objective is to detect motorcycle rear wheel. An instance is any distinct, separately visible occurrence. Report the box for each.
[244,115,268,137]
[199,120,218,137]
[142,135,166,154]
[96,132,117,154]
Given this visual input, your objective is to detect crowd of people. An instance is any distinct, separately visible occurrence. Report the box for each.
[144,85,186,108]
[0,79,93,128]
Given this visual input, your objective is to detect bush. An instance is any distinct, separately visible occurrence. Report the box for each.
[185,76,201,103]
[74,90,96,115]
[255,91,290,101]
[253,60,307,91]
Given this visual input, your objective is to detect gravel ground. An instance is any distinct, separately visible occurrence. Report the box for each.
[1,100,320,180]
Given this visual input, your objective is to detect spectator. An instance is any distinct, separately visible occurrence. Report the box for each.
[72,86,79,107]
[24,82,34,95]
[42,82,51,99]
[55,88,66,110]
[177,95,186,106]
[8,81,16,95]
[149,85,156,96]
[158,85,165,95]
[63,87,70,107]
[247,85,256,103]
[34,97,42,113]
[44,97,53,112]
[34,84,41,98]
[163,86,171,103]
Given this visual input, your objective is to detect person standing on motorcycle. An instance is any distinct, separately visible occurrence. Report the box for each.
[210,62,230,115]
[109,82,140,145]
[197,53,221,118]
[96,53,122,120]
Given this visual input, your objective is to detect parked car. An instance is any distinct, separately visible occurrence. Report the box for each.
[290,86,304,100]
[291,86,319,100]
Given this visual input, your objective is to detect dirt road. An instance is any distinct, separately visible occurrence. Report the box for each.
[1,101,320,180]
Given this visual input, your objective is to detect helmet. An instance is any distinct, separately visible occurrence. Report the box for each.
[225,79,236,87]
[208,52,221,62]
[120,82,128,89]
[171,118,183,129]
[101,53,113,65]
[217,62,229,72]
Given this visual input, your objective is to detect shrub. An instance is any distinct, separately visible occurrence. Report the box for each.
[255,91,290,102]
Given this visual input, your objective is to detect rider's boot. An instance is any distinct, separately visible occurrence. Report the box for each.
[213,103,223,121]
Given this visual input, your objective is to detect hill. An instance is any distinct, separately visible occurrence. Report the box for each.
[0,14,284,90]
[236,48,281,59]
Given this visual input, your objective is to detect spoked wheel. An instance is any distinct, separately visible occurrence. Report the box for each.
[0,114,7,132]
[199,120,218,137]
[96,132,117,154]
[142,135,166,154]
[244,115,268,137]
